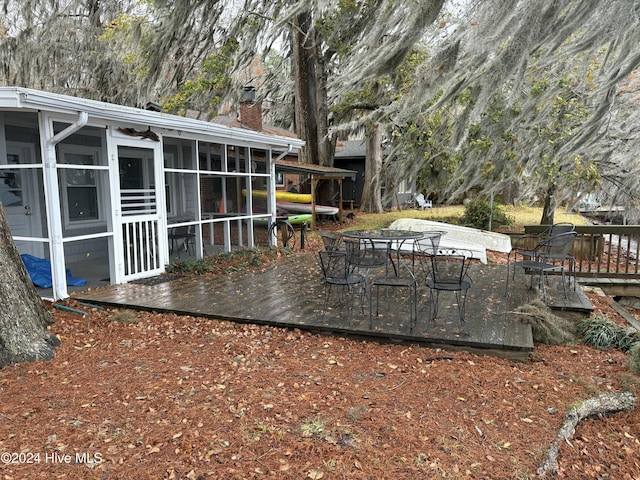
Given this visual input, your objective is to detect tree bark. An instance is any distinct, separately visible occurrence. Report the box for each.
[291,11,337,204]
[540,182,557,225]
[292,10,319,167]
[360,123,383,212]
[0,204,60,368]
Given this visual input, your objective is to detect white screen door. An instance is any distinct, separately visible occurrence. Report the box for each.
[117,145,164,280]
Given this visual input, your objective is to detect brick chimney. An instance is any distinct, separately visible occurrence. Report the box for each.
[239,86,263,131]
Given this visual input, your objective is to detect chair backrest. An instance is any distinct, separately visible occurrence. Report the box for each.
[514,222,575,251]
[344,238,388,269]
[548,222,575,236]
[317,250,349,280]
[415,193,432,209]
[414,231,444,256]
[428,249,472,286]
[319,231,342,251]
[536,231,577,262]
[171,225,189,236]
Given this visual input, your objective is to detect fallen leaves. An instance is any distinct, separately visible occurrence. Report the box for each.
[0,297,636,479]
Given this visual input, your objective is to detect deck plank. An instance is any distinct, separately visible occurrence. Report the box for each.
[73,253,593,361]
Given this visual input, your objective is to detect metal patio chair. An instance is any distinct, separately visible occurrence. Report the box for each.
[505,231,577,302]
[343,237,388,280]
[412,231,444,282]
[317,250,366,326]
[369,242,419,332]
[422,248,473,333]
[508,223,577,291]
[509,222,574,264]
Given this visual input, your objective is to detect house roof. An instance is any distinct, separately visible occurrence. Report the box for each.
[209,113,298,140]
[275,159,357,178]
[334,139,366,158]
[334,139,391,159]
[0,87,304,150]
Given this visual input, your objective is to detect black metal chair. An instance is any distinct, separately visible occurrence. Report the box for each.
[423,248,473,333]
[508,223,577,291]
[368,239,419,332]
[317,250,366,326]
[505,231,577,302]
[168,225,195,258]
[509,222,574,264]
[412,231,444,282]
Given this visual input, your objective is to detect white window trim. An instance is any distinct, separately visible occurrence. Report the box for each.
[57,144,106,229]
[163,152,177,216]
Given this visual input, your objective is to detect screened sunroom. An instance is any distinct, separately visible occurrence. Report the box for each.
[0,87,304,299]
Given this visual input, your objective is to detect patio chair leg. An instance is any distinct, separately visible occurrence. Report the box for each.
[369,284,385,330]
[319,284,332,322]
[455,290,468,334]
[410,285,418,333]
[341,285,356,328]
[504,265,510,297]
[428,290,439,329]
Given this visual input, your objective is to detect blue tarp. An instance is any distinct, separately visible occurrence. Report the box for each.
[20,254,87,289]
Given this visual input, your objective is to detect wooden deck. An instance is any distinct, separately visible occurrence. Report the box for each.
[72,253,593,362]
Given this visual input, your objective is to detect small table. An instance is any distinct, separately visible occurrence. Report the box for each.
[341,229,424,275]
[341,229,424,242]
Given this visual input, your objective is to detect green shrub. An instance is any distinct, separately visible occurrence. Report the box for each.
[461,199,514,230]
[629,343,640,376]
[166,257,214,274]
[577,316,640,352]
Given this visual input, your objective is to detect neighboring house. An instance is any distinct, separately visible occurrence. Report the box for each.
[0,87,304,300]
[333,139,416,208]
[333,140,365,207]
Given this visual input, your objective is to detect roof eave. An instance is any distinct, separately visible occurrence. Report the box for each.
[2,87,304,150]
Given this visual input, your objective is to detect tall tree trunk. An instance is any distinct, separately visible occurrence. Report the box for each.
[360,123,383,212]
[0,204,59,368]
[291,12,336,203]
[292,10,319,167]
[316,47,333,168]
[540,182,557,225]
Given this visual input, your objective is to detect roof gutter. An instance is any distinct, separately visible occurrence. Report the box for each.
[274,143,294,162]
[13,87,304,150]
[47,111,89,145]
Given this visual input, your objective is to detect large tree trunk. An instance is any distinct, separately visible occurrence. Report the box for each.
[360,123,383,212]
[292,10,319,167]
[316,45,332,168]
[291,11,336,204]
[0,204,60,368]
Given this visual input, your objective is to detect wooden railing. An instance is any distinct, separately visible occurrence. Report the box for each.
[523,225,640,279]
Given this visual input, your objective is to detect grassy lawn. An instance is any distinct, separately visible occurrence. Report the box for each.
[339,204,588,232]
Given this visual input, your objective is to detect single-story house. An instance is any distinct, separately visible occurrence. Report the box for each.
[0,87,304,300]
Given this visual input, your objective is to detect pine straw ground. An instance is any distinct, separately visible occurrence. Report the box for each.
[1,236,640,479]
